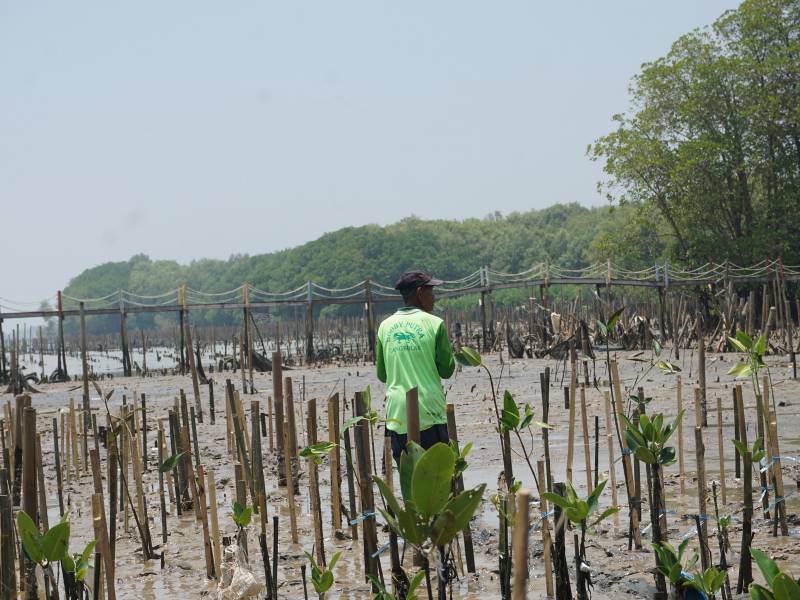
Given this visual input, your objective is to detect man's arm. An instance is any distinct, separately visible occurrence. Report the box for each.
[435,322,455,379]
[376,332,387,383]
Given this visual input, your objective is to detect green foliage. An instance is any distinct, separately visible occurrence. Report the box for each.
[300,442,337,465]
[304,550,341,595]
[62,540,97,582]
[728,330,768,380]
[653,539,698,586]
[749,548,800,600]
[541,480,618,527]
[232,502,252,528]
[368,571,426,600]
[17,511,71,566]
[374,442,485,551]
[499,390,549,433]
[450,441,472,477]
[592,2,800,266]
[732,437,766,463]
[454,346,482,367]
[61,204,652,335]
[622,409,683,466]
[159,452,183,474]
[17,511,95,583]
[684,567,726,596]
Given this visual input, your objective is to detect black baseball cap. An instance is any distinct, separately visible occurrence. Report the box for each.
[394,271,444,293]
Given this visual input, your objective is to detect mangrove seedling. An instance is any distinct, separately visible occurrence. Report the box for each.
[542,480,619,599]
[374,441,486,599]
[304,550,341,599]
[368,571,426,600]
[749,547,800,600]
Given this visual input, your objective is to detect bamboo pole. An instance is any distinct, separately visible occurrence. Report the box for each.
[716,397,727,505]
[22,406,37,599]
[283,425,298,543]
[197,465,216,579]
[694,427,710,569]
[90,448,115,595]
[602,392,619,525]
[447,404,476,573]
[566,373,577,484]
[328,393,341,532]
[537,461,554,598]
[208,469,222,579]
[677,376,685,496]
[511,489,530,600]
[579,384,592,492]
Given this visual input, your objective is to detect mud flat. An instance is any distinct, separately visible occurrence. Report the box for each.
[5,349,800,599]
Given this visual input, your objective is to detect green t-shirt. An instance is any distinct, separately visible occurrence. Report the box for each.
[376,307,455,434]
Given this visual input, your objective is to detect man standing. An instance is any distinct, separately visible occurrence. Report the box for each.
[376,271,456,462]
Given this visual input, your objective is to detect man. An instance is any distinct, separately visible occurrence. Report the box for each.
[376,270,456,463]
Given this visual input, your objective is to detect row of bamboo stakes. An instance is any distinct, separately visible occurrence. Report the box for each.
[0,341,794,599]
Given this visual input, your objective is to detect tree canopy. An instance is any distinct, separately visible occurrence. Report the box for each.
[591,0,800,265]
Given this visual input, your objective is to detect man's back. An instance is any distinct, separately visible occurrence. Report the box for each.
[376,306,455,434]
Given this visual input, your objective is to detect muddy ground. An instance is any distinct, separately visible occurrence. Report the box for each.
[11,347,800,599]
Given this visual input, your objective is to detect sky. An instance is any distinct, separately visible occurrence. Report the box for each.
[1,1,739,309]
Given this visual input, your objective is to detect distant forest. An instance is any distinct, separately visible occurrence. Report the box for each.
[58,203,656,334]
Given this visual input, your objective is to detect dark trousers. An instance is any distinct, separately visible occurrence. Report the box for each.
[389,423,449,464]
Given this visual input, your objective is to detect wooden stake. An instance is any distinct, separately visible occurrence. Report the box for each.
[446,404,476,573]
[537,460,554,598]
[197,465,216,579]
[92,493,116,600]
[579,384,592,492]
[694,426,710,569]
[283,425,298,543]
[716,397,727,505]
[208,469,222,579]
[22,406,37,598]
[327,393,341,532]
[602,391,619,525]
[511,489,530,600]
[566,373,577,483]
[677,376,685,495]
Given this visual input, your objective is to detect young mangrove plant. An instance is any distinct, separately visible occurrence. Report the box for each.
[749,548,800,600]
[368,571,426,600]
[653,540,725,600]
[304,550,341,600]
[373,441,486,600]
[542,480,618,600]
[17,510,96,600]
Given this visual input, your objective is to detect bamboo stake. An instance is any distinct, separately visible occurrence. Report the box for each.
[447,403,476,573]
[511,489,530,600]
[537,460,554,598]
[694,426,710,569]
[716,397,727,505]
[90,448,115,595]
[208,469,222,578]
[283,425,299,543]
[579,384,592,492]
[768,416,789,536]
[52,417,65,516]
[157,428,168,545]
[677,376,685,496]
[22,406,37,598]
[602,392,619,525]
[610,360,640,549]
[566,373,577,483]
[328,393,341,532]
[197,465,216,579]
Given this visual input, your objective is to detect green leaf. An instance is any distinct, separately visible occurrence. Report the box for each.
[752,548,780,587]
[397,508,426,545]
[590,506,619,528]
[300,441,336,464]
[454,346,482,367]
[728,335,749,353]
[773,573,800,599]
[374,476,402,516]
[62,554,76,574]
[232,502,252,527]
[754,334,767,358]
[728,362,753,378]
[502,390,520,430]
[748,583,776,600]
[442,485,486,533]
[533,420,552,429]
[79,540,97,565]
[411,443,455,518]
[587,479,607,513]
[431,509,457,546]
[541,492,571,511]
[400,442,425,504]
[657,360,681,374]
[652,338,662,357]
[596,320,608,337]
[328,551,342,572]
[16,511,44,565]
[42,521,70,562]
[407,570,426,599]
[735,330,753,350]
[339,415,366,437]
[634,446,657,464]
[732,439,748,458]
[159,452,183,474]
[607,306,624,331]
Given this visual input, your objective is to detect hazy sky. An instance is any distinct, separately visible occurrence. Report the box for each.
[1,1,738,308]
